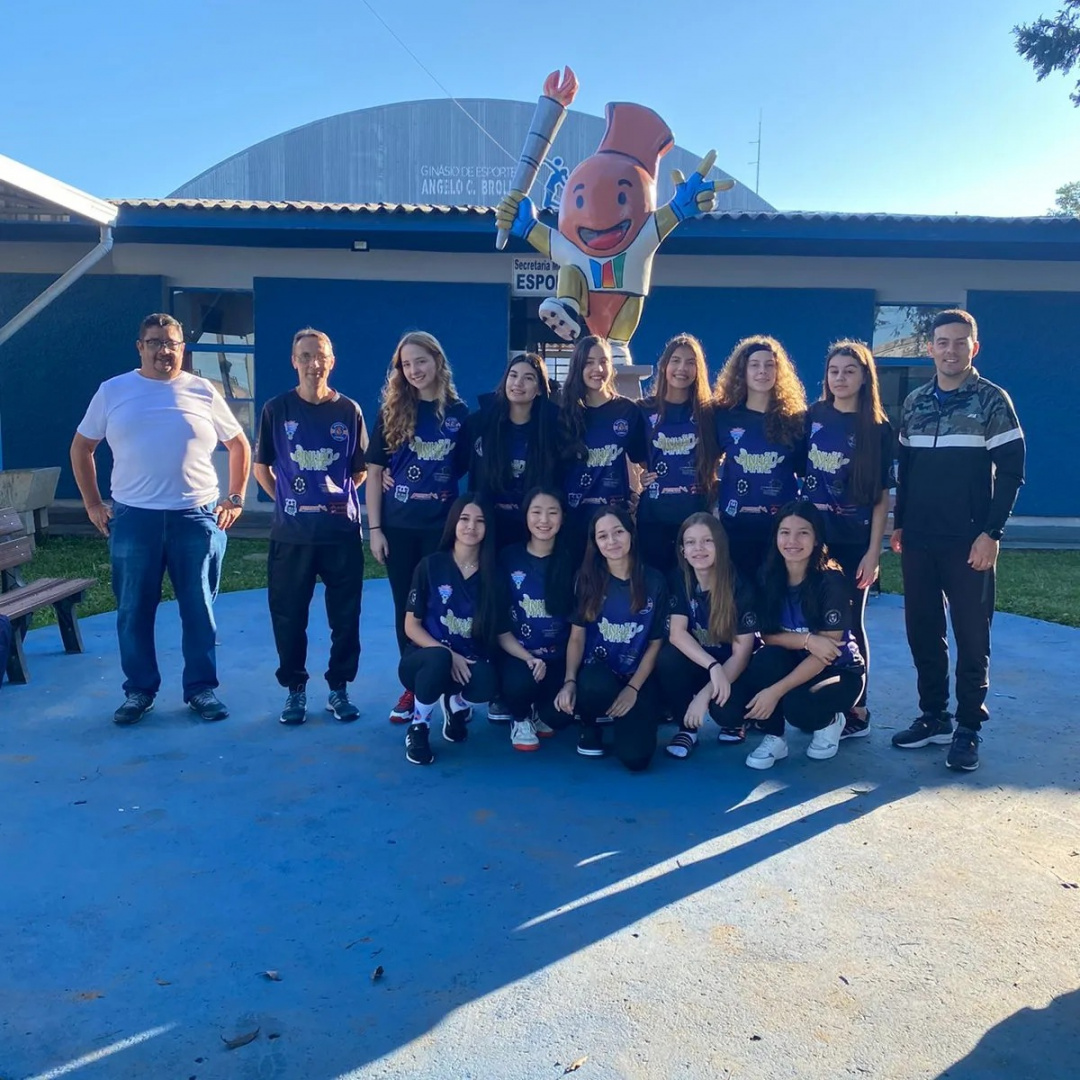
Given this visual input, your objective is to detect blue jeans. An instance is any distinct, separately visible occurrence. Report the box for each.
[109,502,227,700]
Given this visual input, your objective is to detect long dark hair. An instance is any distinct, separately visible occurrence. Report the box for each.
[821,339,889,506]
[676,512,737,643]
[650,333,720,502]
[522,486,575,618]
[438,493,502,646]
[558,335,614,463]
[475,353,557,497]
[758,500,840,632]
[714,335,806,448]
[576,505,647,622]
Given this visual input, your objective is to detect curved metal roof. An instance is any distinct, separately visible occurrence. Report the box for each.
[169,98,775,213]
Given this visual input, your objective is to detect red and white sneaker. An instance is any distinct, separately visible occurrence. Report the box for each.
[389,689,414,724]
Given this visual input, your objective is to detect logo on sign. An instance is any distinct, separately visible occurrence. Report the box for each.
[511,256,559,297]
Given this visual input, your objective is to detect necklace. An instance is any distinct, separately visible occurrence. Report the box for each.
[455,559,479,574]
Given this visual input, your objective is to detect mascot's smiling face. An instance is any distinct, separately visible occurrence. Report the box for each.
[558,152,656,258]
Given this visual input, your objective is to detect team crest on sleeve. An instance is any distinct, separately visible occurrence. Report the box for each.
[438,584,453,604]
[825,609,841,626]
[284,420,299,440]
[408,589,418,606]
[742,611,758,630]
[474,437,483,456]
[613,419,629,436]
[511,570,526,590]
[443,416,462,434]
[730,427,745,444]
[329,421,349,442]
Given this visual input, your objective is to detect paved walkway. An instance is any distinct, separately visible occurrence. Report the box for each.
[2,583,1078,1080]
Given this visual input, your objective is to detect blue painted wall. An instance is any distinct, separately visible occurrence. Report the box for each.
[967,291,1077,517]
[252,278,510,464]
[633,285,877,394]
[0,273,165,497]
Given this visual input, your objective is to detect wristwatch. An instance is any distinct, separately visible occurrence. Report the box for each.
[227,493,244,508]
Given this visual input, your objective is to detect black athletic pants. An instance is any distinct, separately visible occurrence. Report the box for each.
[268,535,365,690]
[745,645,865,737]
[496,653,570,728]
[384,525,443,656]
[654,642,751,730]
[398,646,498,706]
[901,542,994,730]
[577,662,659,772]
[830,542,871,709]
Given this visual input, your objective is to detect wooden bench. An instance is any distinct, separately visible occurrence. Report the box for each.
[0,507,96,685]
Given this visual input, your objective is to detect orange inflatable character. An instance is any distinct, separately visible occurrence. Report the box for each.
[497,81,730,363]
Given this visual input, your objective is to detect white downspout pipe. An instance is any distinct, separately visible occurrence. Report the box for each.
[0,224,114,348]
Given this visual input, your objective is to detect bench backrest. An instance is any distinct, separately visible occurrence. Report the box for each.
[0,508,32,576]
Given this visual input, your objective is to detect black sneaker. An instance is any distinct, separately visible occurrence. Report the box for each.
[187,690,229,722]
[891,712,953,749]
[113,692,154,726]
[327,688,359,722]
[440,695,470,743]
[840,709,871,740]
[946,726,981,771]
[716,725,747,744]
[487,698,512,725]
[280,688,307,726]
[577,723,605,757]
[665,730,697,759]
[405,722,434,765]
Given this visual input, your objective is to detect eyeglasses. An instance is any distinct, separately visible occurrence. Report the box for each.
[141,339,185,352]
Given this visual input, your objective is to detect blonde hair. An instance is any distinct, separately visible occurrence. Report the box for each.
[379,331,460,452]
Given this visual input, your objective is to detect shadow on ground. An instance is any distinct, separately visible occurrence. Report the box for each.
[2,585,1078,1079]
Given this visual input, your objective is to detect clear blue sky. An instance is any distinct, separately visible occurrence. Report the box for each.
[2,0,1077,215]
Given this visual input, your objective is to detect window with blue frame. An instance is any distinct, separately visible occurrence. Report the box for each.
[172,289,256,441]
[873,303,947,430]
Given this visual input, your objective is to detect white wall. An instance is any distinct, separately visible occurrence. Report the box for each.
[4,239,1080,303]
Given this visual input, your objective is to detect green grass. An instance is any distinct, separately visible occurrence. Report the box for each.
[878,549,1080,628]
[19,536,386,627]
[15,539,1080,629]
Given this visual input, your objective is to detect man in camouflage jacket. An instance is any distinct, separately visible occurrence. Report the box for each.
[889,309,1025,772]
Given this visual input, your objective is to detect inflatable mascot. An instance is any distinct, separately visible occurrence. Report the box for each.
[495,66,732,364]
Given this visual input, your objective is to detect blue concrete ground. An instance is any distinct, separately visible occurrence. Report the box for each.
[1,581,1078,1080]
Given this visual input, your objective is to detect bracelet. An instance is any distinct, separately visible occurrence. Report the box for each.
[564,678,577,685]
[802,633,811,650]
[707,661,720,672]
[626,685,639,695]
[369,525,383,530]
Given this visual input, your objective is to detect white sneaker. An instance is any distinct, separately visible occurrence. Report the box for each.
[511,717,540,752]
[746,734,789,770]
[806,713,846,760]
[533,717,555,738]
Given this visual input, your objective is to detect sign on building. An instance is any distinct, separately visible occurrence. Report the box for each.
[511,256,558,297]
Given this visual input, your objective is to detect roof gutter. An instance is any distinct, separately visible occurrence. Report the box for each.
[0,224,114,350]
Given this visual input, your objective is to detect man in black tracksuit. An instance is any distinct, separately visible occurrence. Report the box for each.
[889,309,1025,772]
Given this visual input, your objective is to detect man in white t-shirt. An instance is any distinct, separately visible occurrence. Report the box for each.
[70,313,252,725]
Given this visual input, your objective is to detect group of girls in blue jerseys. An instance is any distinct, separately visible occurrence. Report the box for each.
[365,328,892,771]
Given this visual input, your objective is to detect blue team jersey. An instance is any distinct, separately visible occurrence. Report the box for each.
[575,566,668,678]
[637,398,710,525]
[564,397,648,513]
[407,550,487,661]
[668,571,759,663]
[369,399,470,530]
[804,402,893,548]
[715,405,804,539]
[776,569,863,669]
[254,390,368,544]
[500,544,571,658]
